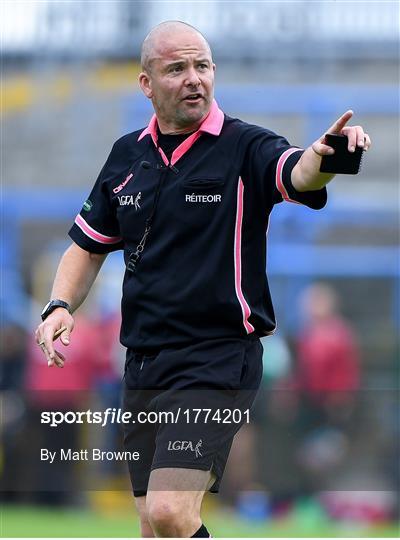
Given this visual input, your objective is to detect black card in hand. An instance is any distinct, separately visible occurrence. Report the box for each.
[320,134,364,174]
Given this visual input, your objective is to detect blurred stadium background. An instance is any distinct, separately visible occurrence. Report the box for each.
[1,0,399,537]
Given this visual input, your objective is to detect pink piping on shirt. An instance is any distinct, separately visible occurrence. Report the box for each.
[158,147,169,166]
[234,177,255,334]
[137,99,224,166]
[276,147,303,204]
[170,131,202,166]
[75,214,122,244]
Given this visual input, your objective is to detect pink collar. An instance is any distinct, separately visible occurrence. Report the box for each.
[137,99,224,145]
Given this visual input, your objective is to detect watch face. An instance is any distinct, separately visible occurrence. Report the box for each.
[41,301,51,316]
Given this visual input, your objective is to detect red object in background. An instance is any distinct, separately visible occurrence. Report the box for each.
[319,491,396,524]
[25,315,109,407]
[95,313,124,379]
[297,316,360,401]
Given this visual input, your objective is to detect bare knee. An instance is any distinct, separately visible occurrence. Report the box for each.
[147,498,181,536]
[147,496,200,537]
[146,469,209,537]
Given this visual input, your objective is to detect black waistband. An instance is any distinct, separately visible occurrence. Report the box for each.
[127,332,260,358]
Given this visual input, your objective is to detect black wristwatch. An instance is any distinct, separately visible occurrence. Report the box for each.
[41,300,71,321]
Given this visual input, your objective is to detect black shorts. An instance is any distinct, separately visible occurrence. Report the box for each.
[122,334,263,497]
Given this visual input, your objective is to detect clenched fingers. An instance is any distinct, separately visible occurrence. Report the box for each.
[341,125,366,152]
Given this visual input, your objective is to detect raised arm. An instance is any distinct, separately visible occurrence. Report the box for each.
[35,242,107,368]
[291,110,371,192]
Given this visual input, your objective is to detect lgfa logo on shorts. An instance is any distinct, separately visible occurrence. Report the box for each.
[168,439,203,458]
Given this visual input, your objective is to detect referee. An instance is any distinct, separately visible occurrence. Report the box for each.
[35,20,371,538]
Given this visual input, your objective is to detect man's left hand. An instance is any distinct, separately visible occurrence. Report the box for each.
[292,110,372,192]
[312,110,372,156]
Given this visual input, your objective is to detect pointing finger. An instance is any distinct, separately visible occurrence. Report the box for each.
[327,110,354,134]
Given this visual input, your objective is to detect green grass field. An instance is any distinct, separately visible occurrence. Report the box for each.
[1,504,399,538]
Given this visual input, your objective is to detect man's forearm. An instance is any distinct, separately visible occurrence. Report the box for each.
[291,146,335,192]
[50,243,107,312]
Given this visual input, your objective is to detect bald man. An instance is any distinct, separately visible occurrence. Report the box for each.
[35,21,371,538]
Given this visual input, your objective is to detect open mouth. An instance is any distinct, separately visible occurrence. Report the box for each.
[184,94,203,102]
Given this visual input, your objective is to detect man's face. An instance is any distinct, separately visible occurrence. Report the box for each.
[139,30,215,133]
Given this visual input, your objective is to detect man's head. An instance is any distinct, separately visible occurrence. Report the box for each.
[139,21,215,134]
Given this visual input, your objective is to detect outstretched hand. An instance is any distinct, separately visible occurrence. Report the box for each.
[35,309,74,368]
[312,110,372,157]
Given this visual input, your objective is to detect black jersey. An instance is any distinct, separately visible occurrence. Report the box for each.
[69,100,326,351]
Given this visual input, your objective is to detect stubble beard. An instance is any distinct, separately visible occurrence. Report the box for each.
[154,95,211,133]
[174,98,210,130]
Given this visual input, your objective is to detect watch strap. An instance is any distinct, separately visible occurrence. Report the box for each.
[41,300,71,321]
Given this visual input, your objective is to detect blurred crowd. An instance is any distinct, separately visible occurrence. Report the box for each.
[223,283,398,525]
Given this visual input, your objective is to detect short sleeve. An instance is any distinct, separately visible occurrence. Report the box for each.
[242,127,327,210]
[68,147,124,254]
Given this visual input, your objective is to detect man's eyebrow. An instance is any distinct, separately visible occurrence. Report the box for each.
[164,58,211,68]
[164,60,186,68]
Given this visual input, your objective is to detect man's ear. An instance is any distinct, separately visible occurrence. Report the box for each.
[139,72,153,98]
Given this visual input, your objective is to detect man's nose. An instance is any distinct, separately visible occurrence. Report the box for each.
[185,67,201,87]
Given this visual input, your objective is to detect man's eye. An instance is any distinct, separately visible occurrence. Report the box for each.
[198,64,208,70]
[170,65,183,73]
